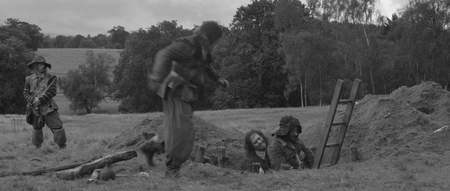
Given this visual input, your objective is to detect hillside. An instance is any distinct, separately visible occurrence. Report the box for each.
[36,48,122,77]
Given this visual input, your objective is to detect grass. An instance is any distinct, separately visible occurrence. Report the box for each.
[0,107,449,191]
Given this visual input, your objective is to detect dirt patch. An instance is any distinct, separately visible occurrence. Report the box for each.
[107,115,246,170]
[330,81,450,162]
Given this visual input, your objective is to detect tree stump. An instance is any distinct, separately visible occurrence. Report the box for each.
[217,146,226,167]
[194,146,205,163]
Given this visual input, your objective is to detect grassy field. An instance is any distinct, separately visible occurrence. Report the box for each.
[36,48,122,78]
[0,107,449,191]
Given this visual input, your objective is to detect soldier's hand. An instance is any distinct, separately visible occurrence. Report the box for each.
[33,99,41,108]
[218,78,230,88]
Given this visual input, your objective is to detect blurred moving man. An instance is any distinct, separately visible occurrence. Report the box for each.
[148,21,230,178]
[23,56,67,148]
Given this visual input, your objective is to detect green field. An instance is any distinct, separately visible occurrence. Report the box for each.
[35,48,123,115]
[36,48,122,78]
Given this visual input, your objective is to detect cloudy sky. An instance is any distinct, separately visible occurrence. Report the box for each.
[0,0,409,37]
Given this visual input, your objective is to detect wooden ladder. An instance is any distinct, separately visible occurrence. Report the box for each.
[313,79,361,169]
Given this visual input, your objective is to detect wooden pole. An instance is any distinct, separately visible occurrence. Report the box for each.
[194,146,205,163]
[55,150,137,180]
[217,146,226,167]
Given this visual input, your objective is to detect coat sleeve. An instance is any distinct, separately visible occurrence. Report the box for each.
[204,53,221,82]
[299,141,315,169]
[23,76,34,103]
[267,141,286,171]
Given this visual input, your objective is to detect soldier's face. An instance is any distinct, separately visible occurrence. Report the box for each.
[34,63,46,73]
[250,133,267,151]
[288,129,299,142]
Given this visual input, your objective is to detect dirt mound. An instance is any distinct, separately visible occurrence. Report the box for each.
[336,81,450,162]
[108,115,246,170]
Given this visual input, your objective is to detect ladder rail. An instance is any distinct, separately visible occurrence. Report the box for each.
[312,79,344,169]
[330,79,361,165]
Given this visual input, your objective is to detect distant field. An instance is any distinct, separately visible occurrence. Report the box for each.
[34,48,123,114]
[36,48,122,78]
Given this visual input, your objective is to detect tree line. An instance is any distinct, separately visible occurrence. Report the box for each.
[41,25,129,49]
[1,0,449,114]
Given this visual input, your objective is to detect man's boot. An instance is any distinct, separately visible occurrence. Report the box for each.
[53,128,67,148]
[32,129,44,148]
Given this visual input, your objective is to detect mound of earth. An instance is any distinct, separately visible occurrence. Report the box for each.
[107,115,246,170]
[318,81,450,163]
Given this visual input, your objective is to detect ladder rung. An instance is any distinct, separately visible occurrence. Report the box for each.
[331,122,346,126]
[339,99,353,104]
[320,163,333,167]
[326,143,340,147]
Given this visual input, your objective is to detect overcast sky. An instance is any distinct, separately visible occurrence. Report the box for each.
[0,0,409,37]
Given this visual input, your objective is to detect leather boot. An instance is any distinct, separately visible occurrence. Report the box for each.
[32,129,44,148]
[53,128,67,148]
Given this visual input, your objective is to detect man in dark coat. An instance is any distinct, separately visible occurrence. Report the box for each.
[23,56,67,148]
[148,21,229,178]
[267,115,315,170]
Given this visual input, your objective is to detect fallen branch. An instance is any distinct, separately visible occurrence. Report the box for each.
[0,161,86,178]
[56,150,137,180]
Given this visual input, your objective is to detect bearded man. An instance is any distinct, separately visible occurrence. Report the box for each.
[23,56,67,148]
[148,21,230,178]
[267,115,315,170]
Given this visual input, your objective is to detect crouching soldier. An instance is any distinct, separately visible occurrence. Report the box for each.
[23,56,67,148]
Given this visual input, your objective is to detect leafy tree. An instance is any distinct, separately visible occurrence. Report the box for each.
[40,34,54,48]
[113,20,191,112]
[79,35,98,48]
[66,34,85,48]
[0,22,35,114]
[3,18,44,51]
[108,26,129,48]
[92,34,108,48]
[215,0,287,109]
[53,35,71,48]
[59,50,113,113]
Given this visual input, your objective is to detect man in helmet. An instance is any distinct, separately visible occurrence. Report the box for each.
[148,21,229,178]
[267,115,315,170]
[23,56,67,149]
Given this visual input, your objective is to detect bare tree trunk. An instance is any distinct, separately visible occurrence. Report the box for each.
[369,66,375,94]
[416,61,419,85]
[304,71,307,107]
[300,82,304,107]
[319,64,322,106]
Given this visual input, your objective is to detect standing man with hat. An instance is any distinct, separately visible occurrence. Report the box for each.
[148,21,229,178]
[267,115,315,170]
[23,56,67,148]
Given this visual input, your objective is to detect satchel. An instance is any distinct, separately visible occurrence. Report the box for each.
[180,85,199,103]
[26,105,33,125]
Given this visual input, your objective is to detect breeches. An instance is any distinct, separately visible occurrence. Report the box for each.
[163,91,195,168]
[31,110,64,130]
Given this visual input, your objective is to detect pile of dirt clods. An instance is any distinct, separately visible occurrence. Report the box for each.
[107,115,246,170]
[324,81,450,163]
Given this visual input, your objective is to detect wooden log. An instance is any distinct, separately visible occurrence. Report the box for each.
[217,146,226,167]
[194,146,205,163]
[0,161,86,178]
[55,150,137,180]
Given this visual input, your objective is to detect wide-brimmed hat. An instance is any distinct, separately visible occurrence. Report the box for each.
[27,56,51,69]
[272,115,302,136]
